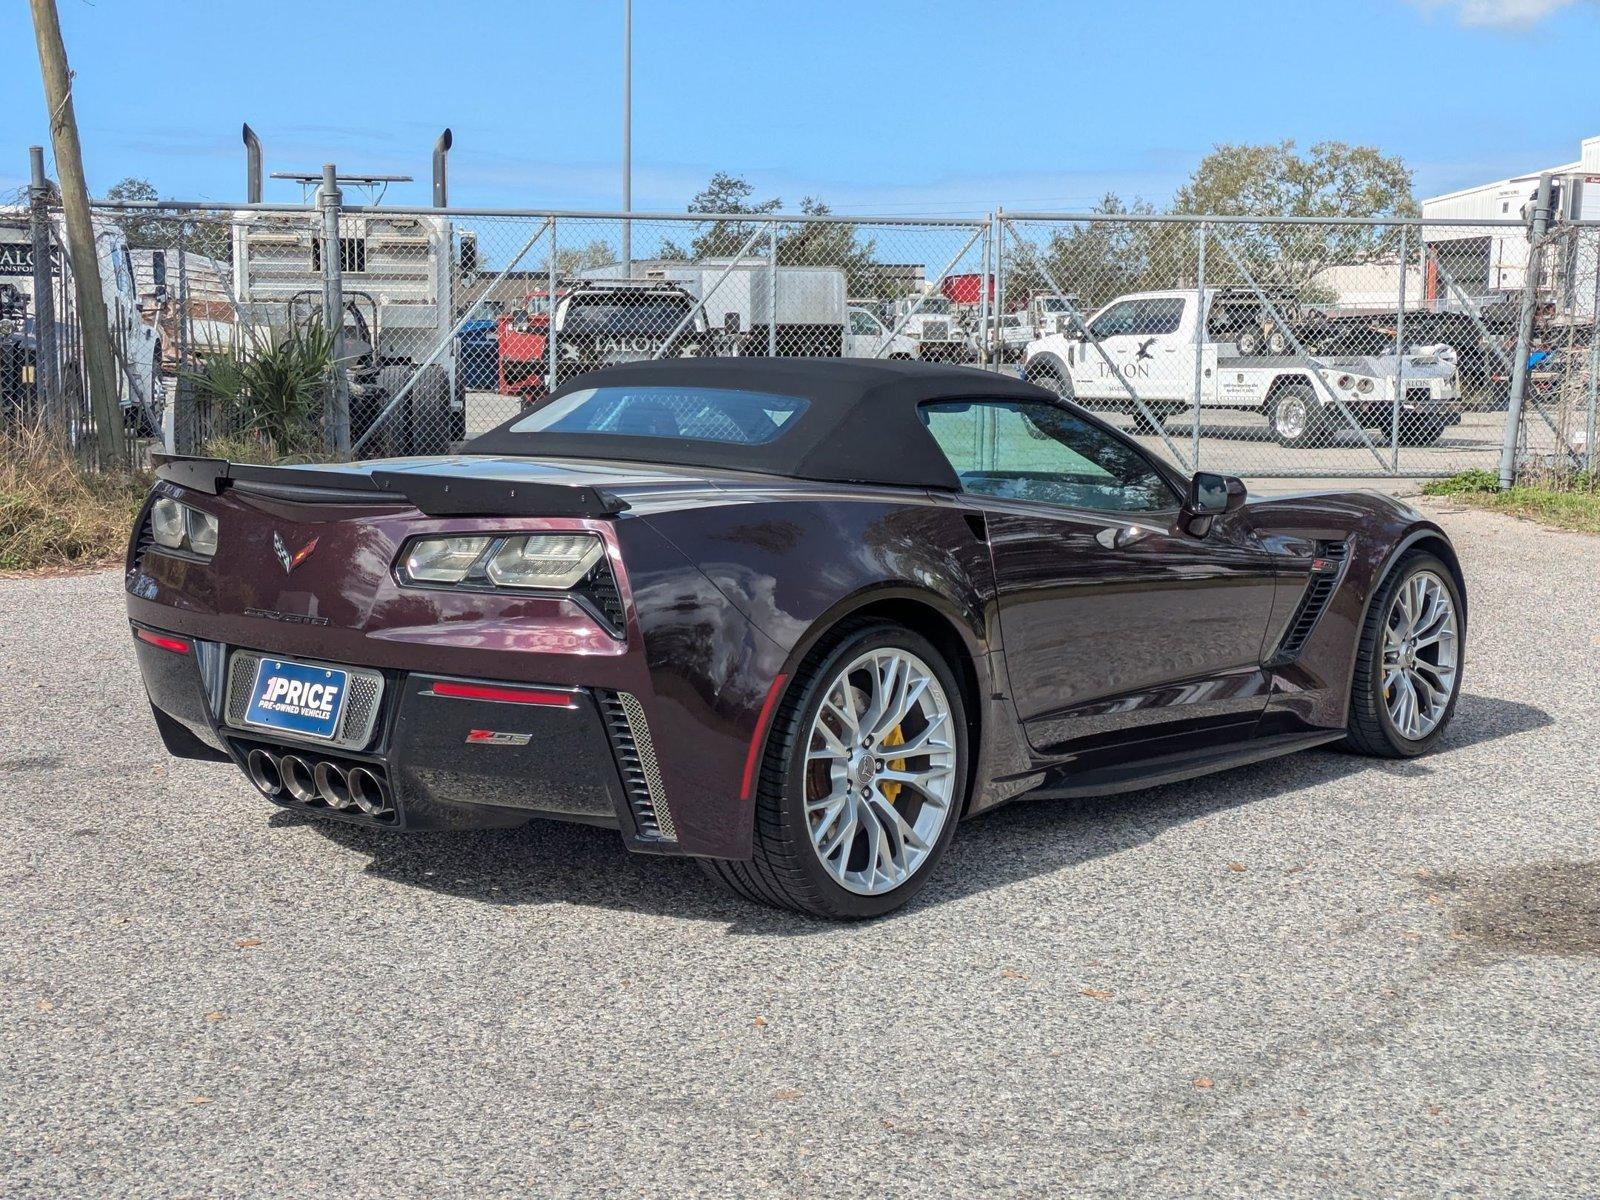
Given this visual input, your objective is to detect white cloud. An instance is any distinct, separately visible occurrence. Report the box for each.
[1415,0,1583,28]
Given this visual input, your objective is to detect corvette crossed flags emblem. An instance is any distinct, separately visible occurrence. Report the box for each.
[272,531,319,575]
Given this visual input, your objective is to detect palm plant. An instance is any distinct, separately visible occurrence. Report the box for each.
[187,319,337,458]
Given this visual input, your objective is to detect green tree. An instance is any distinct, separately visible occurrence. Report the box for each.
[1003,194,1171,313]
[659,174,886,297]
[104,176,232,262]
[659,172,782,260]
[1172,140,1417,298]
[775,198,882,297]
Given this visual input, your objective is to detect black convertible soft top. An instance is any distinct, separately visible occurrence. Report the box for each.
[465,358,1057,490]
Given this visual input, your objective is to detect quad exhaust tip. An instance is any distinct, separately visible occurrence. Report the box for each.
[346,767,392,817]
[313,761,354,810]
[246,749,282,797]
[242,748,393,819]
[280,755,318,804]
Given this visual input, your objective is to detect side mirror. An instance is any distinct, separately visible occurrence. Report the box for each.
[1180,472,1246,537]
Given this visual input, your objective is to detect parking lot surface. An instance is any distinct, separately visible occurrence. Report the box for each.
[3,498,1596,1198]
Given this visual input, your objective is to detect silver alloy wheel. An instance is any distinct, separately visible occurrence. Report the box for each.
[804,647,957,896]
[1382,569,1460,740]
[1275,395,1310,440]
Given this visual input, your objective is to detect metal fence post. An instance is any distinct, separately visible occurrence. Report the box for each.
[767,222,778,358]
[1392,224,1409,473]
[175,220,193,453]
[1498,172,1552,489]
[1584,225,1599,475]
[546,216,558,395]
[27,145,61,434]
[993,211,1006,373]
[978,215,992,369]
[1191,221,1205,472]
[318,163,350,456]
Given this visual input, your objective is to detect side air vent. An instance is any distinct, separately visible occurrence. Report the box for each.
[133,506,157,571]
[579,561,627,638]
[598,690,676,842]
[1269,539,1351,665]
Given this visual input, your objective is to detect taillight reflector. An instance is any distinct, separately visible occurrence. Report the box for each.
[135,628,190,655]
[429,680,577,708]
[739,673,789,801]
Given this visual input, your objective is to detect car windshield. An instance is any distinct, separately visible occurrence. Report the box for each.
[507,385,810,445]
[911,298,952,314]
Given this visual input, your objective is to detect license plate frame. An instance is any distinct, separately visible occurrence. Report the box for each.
[242,657,350,741]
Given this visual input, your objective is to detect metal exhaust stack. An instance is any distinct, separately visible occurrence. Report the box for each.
[432,128,452,208]
[243,123,262,203]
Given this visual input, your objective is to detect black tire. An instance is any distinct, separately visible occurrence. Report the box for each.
[366,365,411,457]
[1236,328,1264,357]
[1131,405,1165,435]
[1343,552,1464,758]
[406,364,451,455]
[1397,414,1446,446]
[1027,362,1070,399]
[699,620,970,919]
[1268,384,1323,448]
[1265,328,1290,356]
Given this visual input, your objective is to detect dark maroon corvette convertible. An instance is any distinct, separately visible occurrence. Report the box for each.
[128,359,1465,918]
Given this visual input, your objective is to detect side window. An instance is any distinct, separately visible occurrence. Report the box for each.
[920,400,1180,513]
[1087,301,1136,340]
[1130,297,1183,336]
[848,310,880,336]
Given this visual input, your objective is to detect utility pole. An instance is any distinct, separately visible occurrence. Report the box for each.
[29,0,124,462]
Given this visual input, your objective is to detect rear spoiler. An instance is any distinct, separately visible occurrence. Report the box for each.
[150,454,630,518]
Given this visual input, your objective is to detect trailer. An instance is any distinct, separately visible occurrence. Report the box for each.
[639,261,849,357]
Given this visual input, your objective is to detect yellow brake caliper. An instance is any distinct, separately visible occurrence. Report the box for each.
[880,724,907,804]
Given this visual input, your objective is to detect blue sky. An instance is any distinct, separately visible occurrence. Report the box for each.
[5,0,1599,212]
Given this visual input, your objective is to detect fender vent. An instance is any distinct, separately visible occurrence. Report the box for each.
[133,506,157,571]
[578,561,626,638]
[598,690,676,842]
[1269,540,1350,665]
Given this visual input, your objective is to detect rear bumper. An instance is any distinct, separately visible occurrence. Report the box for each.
[131,623,680,851]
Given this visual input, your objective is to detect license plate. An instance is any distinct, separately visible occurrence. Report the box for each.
[244,658,349,741]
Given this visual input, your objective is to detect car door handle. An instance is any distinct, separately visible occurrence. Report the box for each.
[1095,525,1149,550]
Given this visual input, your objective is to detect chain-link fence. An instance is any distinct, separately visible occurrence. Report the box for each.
[5,184,1596,486]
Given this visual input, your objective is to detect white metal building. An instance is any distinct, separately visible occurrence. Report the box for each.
[1421,135,1600,316]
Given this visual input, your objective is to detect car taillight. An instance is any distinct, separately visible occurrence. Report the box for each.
[395,532,625,637]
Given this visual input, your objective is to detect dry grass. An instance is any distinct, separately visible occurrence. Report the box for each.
[0,427,151,574]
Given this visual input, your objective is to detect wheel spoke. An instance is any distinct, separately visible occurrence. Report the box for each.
[881,720,949,758]
[868,793,930,854]
[878,761,955,789]
[816,806,858,863]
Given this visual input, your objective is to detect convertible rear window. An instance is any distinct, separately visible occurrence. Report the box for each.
[507,385,809,445]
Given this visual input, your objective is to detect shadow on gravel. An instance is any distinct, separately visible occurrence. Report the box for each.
[283,691,1551,934]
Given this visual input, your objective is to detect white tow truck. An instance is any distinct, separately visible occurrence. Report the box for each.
[1,209,162,440]
[1022,288,1463,447]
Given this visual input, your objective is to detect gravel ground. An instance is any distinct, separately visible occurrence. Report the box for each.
[3,499,1597,1198]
